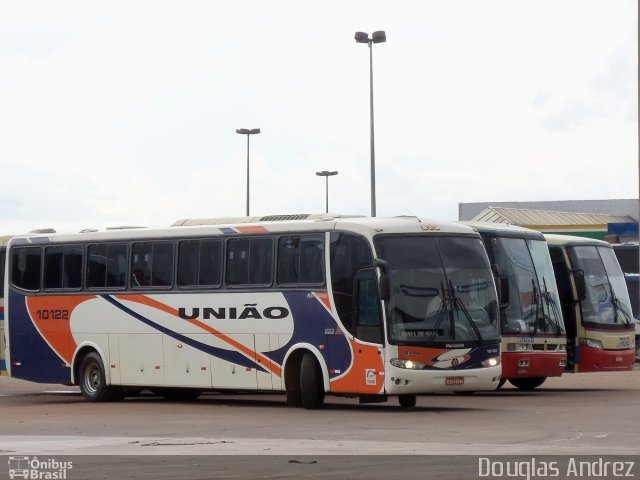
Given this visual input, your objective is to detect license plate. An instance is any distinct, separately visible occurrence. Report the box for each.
[446,376,465,386]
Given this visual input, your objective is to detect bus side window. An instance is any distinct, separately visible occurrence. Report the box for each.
[87,244,128,289]
[227,237,273,287]
[131,242,174,288]
[44,246,83,290]
[354,267,383,344]
[106,244,128,288]
[277,235,324,286]
[11,247,42,291]
[178,239,222,287]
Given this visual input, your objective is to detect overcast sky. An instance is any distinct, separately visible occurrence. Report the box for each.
[0,0,637,233]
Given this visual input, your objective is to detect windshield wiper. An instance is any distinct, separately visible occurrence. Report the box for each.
[429,281,485,343]
[429,282,452,341]
[608,283,632,326]
[447,280,484,342]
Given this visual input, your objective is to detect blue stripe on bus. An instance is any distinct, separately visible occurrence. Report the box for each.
[264,291,353,379]
[102,295,267,373]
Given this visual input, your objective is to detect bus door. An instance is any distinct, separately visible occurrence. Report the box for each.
[326,233,385,396]
[549,246,578,372]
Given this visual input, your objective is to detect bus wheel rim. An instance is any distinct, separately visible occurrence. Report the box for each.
[83,363,100,394]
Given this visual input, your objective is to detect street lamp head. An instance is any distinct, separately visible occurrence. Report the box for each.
[316,170,338,177]
[371,31,386,43]
[236,128,261,135]
[354,31,370,43]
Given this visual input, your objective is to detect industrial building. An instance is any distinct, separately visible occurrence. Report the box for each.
[459,199,639,242]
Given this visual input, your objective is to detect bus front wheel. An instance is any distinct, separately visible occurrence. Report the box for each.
[398,394,416,408]
[508,377,546,390]
[300,353,325,410]
[78,352,116,402]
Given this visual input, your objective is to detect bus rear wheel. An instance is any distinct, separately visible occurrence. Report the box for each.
[78,352,116,402]
[508,377,546,390]
[300,353,325,410]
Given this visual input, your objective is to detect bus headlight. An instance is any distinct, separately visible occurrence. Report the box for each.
[506,343,533,352]
[558,344,567,352]
[579,338,603,350]
[481,357,501,368]
[390,358,426,370]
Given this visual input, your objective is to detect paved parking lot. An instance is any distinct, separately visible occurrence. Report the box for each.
[1,369,638,478]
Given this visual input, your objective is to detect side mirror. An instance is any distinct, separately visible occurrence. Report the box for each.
[571,269,586,301]
[374,258,390,301]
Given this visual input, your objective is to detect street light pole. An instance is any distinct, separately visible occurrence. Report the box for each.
[355,30,386,217]
[236,128,260,216]
[316,170,338,213]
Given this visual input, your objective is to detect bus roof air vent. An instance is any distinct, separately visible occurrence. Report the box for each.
[259,214,312,222]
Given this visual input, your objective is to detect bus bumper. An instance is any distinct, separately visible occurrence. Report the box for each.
[501,352,566,379]
[384,365,502,394]
[576,346,636,372]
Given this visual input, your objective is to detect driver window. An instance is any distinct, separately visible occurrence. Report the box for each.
[354,268,383,344]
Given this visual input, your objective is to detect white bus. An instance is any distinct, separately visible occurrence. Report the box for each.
[546,234,635,373]
[463,223,566,390]
[5,216,501,408]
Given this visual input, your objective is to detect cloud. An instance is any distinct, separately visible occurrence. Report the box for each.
[0,0,636,234]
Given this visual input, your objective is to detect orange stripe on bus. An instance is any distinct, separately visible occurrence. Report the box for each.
[26,295,96,364]
[236,226,268,234]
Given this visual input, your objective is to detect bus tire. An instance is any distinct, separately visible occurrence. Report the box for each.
[300,353,325,410]
[508,377,546,390]
[398,394,416,408]
[78,352,113,402]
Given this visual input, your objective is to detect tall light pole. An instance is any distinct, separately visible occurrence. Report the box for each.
[236,128,260,216]
[355,30,386,217]
[316,170,338,213]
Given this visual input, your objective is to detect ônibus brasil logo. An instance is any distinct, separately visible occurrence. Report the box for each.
[8,456,73,480]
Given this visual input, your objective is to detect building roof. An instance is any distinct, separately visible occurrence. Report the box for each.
[471,207,635,229]
[458,199,639,221]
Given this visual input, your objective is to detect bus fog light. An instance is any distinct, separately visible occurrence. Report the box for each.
[481,357,500,368]
[579,338,603,350]
[390,358,426,370]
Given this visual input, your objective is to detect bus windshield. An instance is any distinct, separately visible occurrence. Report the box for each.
[493,237,565,335]
[569,246,634,327]
[376,235,499,346]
